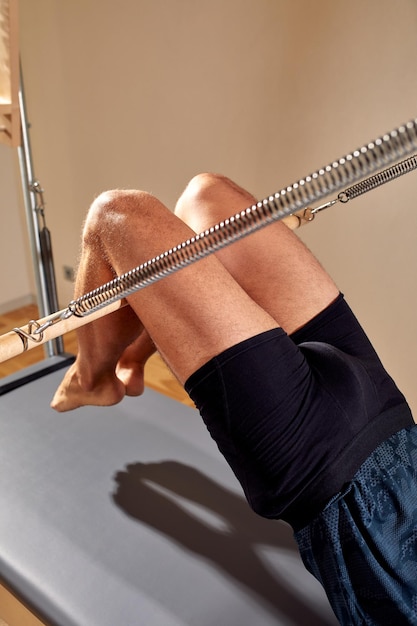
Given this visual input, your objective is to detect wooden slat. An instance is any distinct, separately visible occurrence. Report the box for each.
[0,582,47,626]
[0,0,20,147]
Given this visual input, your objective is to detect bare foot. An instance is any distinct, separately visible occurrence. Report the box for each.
[114,331,155,397]
[116,361,146,397]
[51,362,126,412]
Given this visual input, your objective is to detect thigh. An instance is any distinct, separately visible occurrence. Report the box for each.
[96,190,279,384]
[175,173,340,335]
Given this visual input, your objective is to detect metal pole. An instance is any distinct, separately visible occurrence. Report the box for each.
[17,65,63,356]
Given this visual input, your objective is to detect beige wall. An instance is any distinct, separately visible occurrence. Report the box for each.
[2,0,417,411]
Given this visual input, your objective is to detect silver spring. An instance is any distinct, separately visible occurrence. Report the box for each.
[70,118,417,317]
[338,154,417,202]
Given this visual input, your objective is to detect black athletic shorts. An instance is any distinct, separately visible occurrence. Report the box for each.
[184,294,413,530]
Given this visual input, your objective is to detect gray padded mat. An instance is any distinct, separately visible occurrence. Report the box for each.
[0,363,337,626]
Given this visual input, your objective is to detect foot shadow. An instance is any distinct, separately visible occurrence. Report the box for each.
[113,460,335,625]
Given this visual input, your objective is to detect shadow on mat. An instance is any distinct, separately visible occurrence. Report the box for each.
[113,460,336,626]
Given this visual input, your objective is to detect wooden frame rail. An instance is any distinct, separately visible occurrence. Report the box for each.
[0,0,20,147]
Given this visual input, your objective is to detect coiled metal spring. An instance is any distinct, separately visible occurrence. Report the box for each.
[69,118,417,318]
[338,153,417,203]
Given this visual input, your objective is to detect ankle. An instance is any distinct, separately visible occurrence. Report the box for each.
[72,357,117,393]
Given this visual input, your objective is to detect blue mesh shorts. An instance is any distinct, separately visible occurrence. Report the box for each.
[295,425,417,625]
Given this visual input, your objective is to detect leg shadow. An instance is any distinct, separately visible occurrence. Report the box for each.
[113,460,335,625]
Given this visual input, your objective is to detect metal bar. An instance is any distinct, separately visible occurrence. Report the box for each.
[17,64,63,356]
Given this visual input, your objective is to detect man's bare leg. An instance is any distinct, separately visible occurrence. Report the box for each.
[174,173,339,336]
[52,189,278,411]
[52,205,145,410]
[116,331,156,397]
[114,172,339,382]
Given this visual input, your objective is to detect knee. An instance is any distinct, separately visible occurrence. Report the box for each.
[175,173,222,215]
[82,189,159,243]
[182,173,229,199]
[175,173,247,225]
[87,189,156,223]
